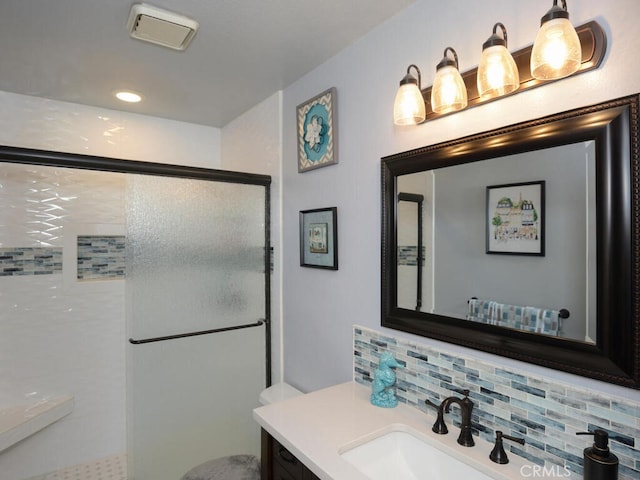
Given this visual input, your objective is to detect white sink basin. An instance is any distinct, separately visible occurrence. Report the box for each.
[339,426,493,480]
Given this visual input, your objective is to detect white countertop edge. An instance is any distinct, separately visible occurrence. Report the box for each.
[253,381,531,480]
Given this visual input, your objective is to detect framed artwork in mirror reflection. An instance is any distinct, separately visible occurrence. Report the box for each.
[486,181,545,256]
[300,207,338,269]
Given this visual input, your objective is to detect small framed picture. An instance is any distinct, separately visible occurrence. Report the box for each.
[299,207,338,269]
[486,181,545,256]
[297,88,338,173]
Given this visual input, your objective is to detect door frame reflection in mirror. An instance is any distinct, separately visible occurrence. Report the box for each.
[397,192,425,312]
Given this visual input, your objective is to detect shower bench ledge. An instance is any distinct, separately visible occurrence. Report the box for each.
[0,395,74,452]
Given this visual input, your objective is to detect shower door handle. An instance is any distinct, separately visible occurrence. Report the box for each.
[128,319,266,344]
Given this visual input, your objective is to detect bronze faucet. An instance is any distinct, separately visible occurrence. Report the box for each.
[425,389,475,447]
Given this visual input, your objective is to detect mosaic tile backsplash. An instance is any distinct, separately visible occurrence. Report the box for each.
[353,325,640,480]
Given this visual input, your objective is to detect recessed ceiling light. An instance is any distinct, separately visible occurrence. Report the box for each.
[115,91,142,103]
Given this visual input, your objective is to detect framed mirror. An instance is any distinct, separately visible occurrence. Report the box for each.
[381,94,640,389]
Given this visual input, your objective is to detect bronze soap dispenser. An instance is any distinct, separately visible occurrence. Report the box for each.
[576,430,618,480]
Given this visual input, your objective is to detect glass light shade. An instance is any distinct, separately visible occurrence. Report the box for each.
[393,82,426,125]
[531,17,582,80]
[477,45,519,100]
[431,65,467,114]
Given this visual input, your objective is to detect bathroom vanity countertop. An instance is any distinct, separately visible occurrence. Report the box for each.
[253,381,531,480]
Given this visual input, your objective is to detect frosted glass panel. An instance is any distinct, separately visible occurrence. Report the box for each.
[126,175,266,339]
[126,174,267,480]
[128,328,265,480]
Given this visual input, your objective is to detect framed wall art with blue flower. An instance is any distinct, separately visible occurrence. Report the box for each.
[296,88,338,173]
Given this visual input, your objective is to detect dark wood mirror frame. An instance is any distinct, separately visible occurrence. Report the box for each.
[381,94,640,389]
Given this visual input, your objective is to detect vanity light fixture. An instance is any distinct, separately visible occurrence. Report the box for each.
[477,23,519,100]
[115,90,142,103]
[393,64,426,125]
[431,47,467,114]
[530,0,581,80]
[392,19,606,126]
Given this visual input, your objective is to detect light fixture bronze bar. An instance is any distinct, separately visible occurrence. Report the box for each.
[420,21,606,121]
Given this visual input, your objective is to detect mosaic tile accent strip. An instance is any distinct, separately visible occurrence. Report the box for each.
[397,245,426,266]
[0,247,62,276]
[269,246,274,273]
[77,236,126,281]
[353,325,640,480]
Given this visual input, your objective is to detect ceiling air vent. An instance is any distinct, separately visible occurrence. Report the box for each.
[127,3,199,51]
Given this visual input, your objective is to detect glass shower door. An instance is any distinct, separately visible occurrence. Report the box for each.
[125,174,269,480]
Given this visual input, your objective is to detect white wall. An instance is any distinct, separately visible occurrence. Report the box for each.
[282,0,640,402]
[0,91,222,479]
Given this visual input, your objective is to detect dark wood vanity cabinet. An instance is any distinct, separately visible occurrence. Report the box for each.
[261,430,321,480]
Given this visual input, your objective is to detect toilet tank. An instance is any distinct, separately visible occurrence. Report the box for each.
[259,383,303,405]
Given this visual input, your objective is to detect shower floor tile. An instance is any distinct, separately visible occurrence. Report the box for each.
[25,453,126,480]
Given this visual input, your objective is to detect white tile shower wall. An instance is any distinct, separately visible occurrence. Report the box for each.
[0,88,223,478]
[0,164,126,479]
[0,275,125,480]
[0,89,232,479]
[353,325,640,480]
[0,91,221,168]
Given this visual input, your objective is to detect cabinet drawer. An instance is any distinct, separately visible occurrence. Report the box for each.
[272,460,297,480]
[302,467,321,480]
[272,437,303,478]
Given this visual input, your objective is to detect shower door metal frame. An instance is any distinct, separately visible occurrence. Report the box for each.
[0,145,273,386]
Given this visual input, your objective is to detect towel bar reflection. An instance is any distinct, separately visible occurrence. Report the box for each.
[468,297,570,319]
[129,319,265,344]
